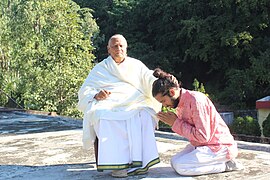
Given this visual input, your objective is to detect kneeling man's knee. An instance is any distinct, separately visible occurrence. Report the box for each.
[171,160,196,176]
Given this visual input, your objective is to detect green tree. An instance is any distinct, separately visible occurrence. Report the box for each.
[192,78,209,96]
[1,0,99,117]
[74,0,137,61]
[70,0,270,109]
[0,0,18,105]
[130,0,270,108]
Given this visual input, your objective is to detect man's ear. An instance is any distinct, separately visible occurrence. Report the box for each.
[169,88,175,97]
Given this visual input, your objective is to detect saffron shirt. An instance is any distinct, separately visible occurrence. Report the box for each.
[172,88,238,159]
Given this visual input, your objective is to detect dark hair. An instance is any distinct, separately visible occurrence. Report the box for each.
[152,68,180,97]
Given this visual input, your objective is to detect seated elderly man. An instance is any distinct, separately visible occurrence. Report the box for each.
[78,34,161,178]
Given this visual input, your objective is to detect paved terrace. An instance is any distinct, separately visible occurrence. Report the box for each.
[0,109,269,180]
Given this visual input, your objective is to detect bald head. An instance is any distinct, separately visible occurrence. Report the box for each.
[107,34,128,64]
[108,34,127,47]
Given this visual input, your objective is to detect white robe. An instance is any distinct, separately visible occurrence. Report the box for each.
[77,56,161,150]
[95,109,160,173]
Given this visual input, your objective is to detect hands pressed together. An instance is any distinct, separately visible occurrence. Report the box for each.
[157,111,178,126]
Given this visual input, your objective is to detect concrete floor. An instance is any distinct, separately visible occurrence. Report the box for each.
[0,110,269,180]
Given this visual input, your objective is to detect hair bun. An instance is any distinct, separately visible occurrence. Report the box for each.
[153,68,168,78]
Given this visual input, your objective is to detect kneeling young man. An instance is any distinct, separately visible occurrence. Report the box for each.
[152,68,243,176]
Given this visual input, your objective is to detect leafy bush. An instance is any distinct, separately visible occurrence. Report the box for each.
[229,116,261,136]
[262,113,270,137]
[158,107,175,129]
[161,106,176,113]
[193,78,209,97]
[0,0,99,118]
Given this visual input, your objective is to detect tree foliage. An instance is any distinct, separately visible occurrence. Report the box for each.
[74,0,137,60]
[75,0,270,109]
[0,0,99,117]
[1,0,270,117]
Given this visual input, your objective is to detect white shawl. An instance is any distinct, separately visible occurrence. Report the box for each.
[78,56,161,149]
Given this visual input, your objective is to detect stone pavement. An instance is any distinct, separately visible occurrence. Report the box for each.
[0,110,269,180]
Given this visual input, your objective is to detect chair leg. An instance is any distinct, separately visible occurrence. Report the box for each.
[94,137,99,166]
